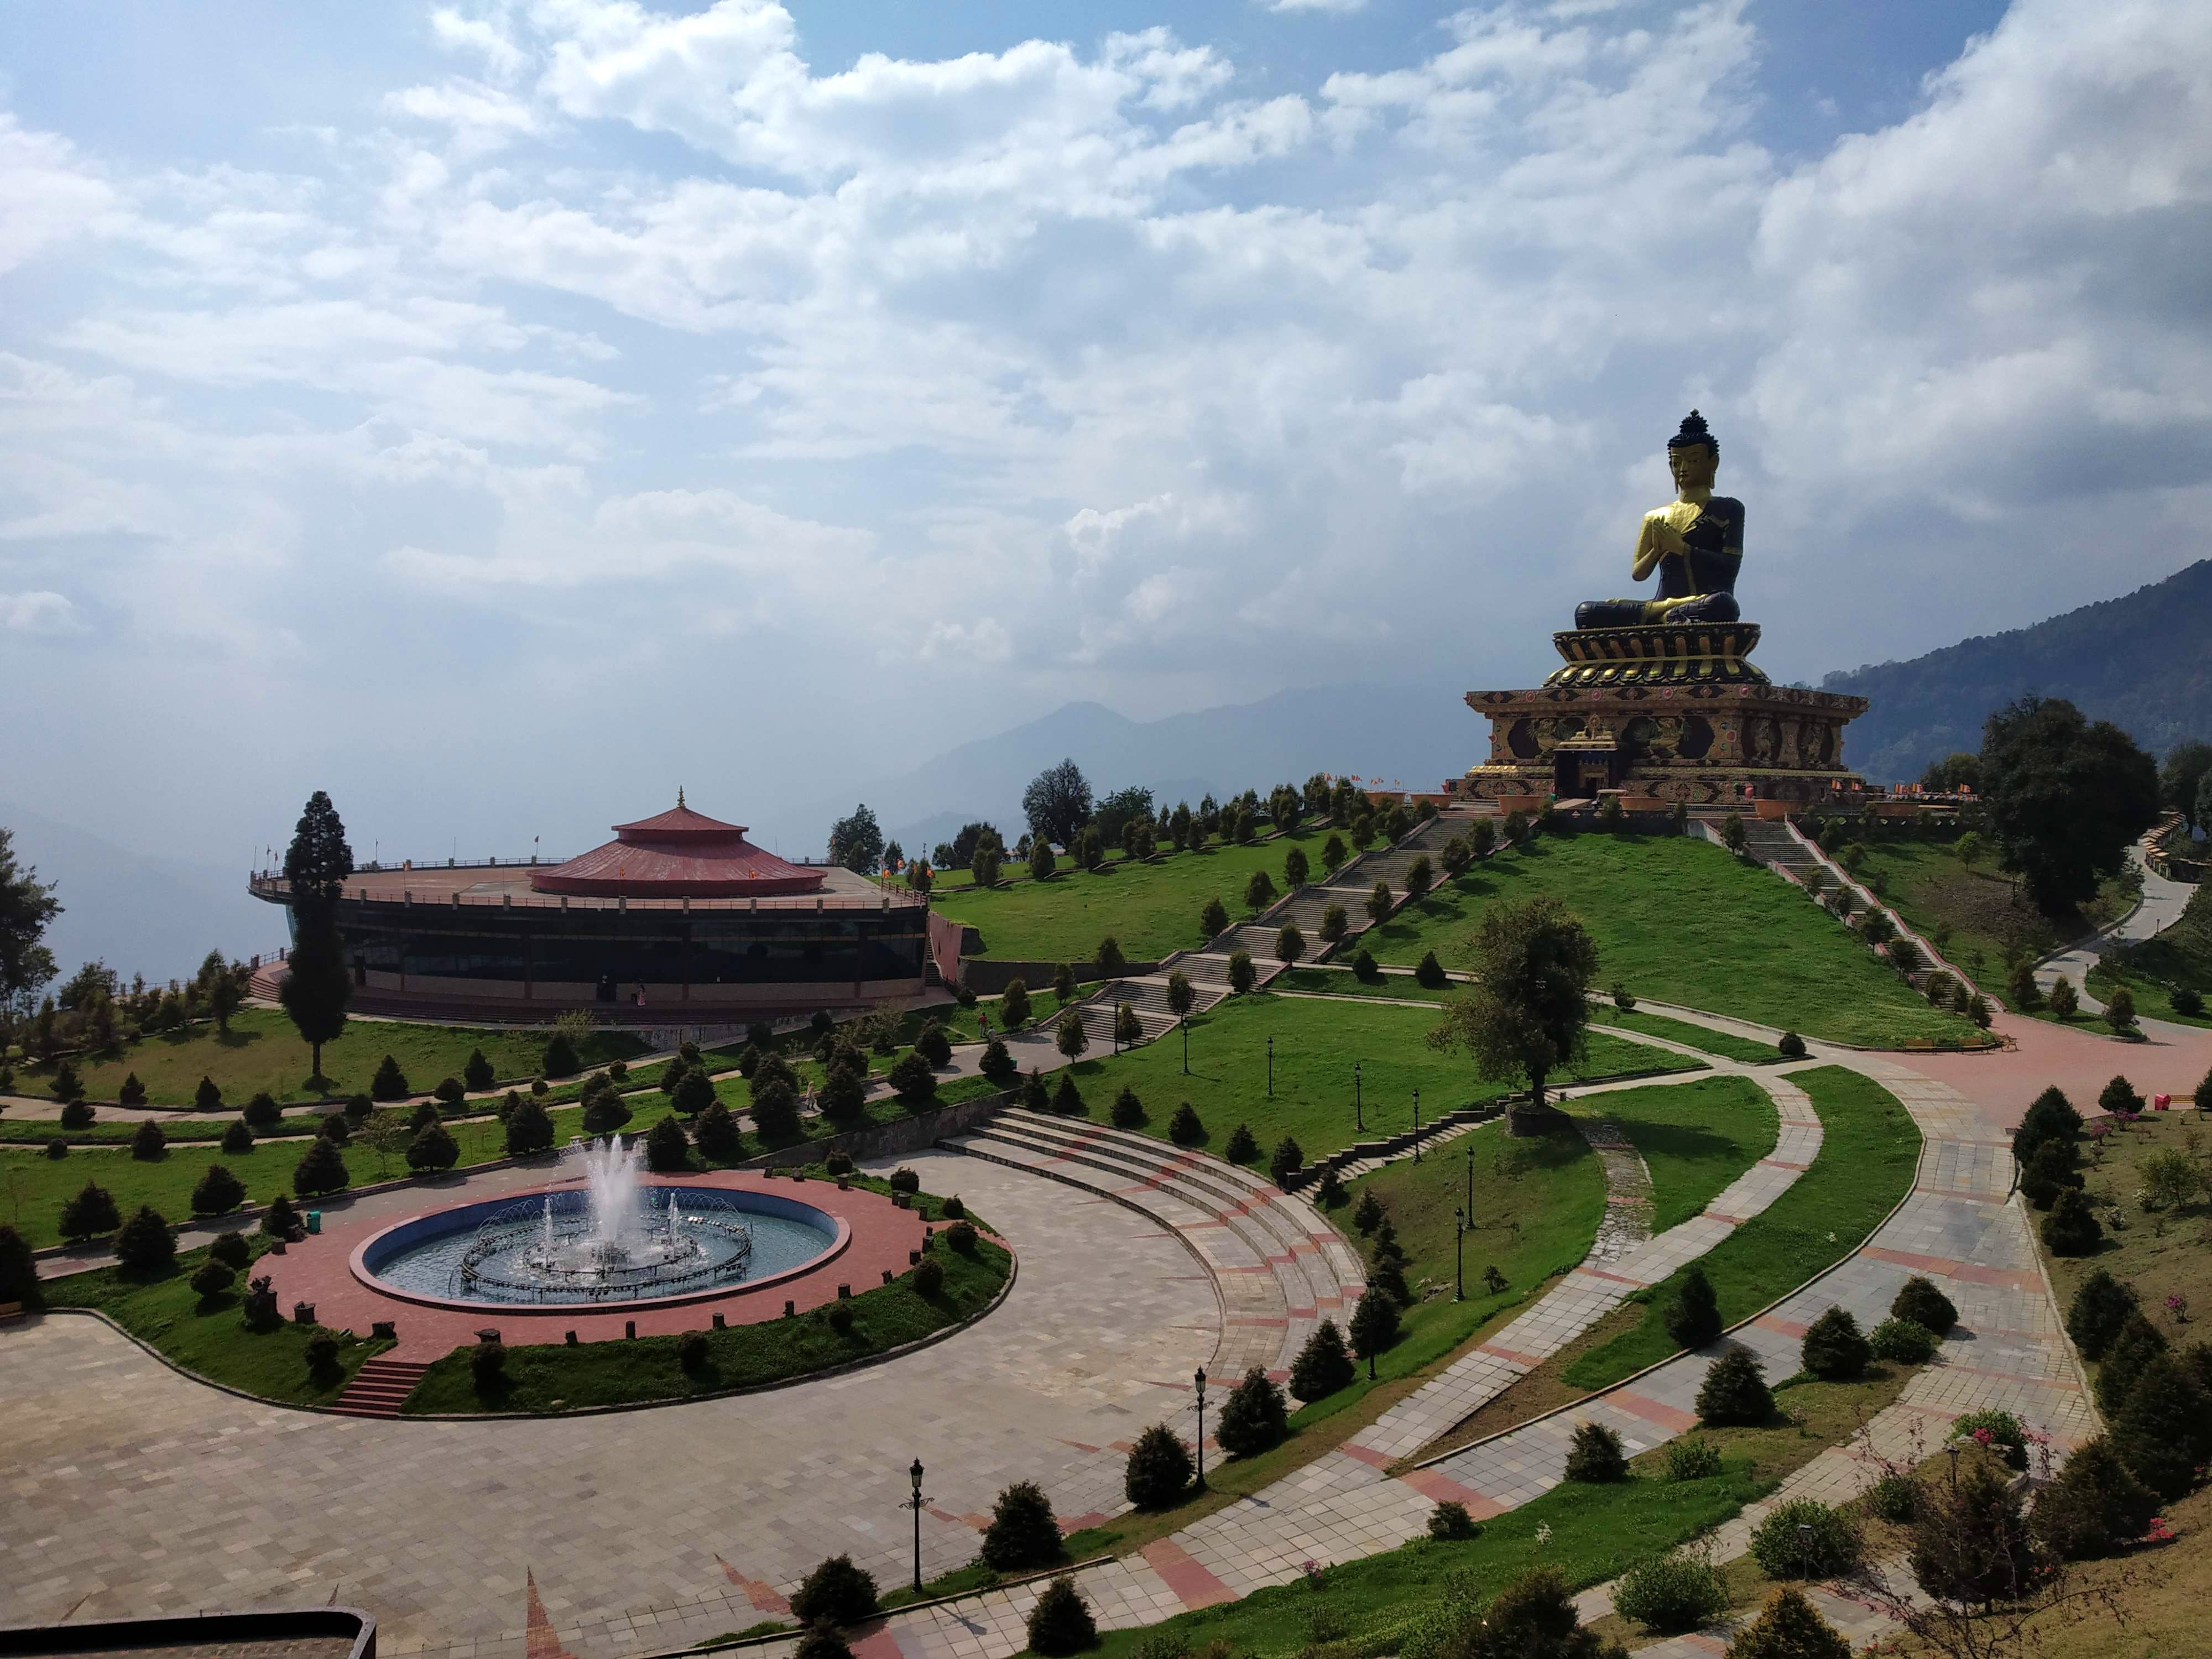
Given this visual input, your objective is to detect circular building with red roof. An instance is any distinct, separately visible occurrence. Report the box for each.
[250,794,933,1026]
[533,796,825,899]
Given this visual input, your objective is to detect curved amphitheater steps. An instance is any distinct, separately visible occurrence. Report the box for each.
[941,1108,1363,1381]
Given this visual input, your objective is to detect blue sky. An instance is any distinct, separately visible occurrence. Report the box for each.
[1,0,2205,869]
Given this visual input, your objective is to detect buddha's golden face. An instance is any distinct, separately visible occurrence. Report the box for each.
[1668,442,1718,494]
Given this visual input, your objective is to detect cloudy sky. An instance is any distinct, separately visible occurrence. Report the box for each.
[3,0,2208,868]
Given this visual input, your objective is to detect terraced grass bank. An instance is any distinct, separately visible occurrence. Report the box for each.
[928,829,1329,962]
[1044,990,1697,1165]
[1578,1074,1780,1233]
[1562,1065,1919,1389]
[1360,832,1975,1047]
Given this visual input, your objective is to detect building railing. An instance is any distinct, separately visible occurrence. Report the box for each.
[247,873,930,915]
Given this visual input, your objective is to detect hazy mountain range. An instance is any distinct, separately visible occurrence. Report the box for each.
[1823,559,2212,784]
[15,561,2211,986]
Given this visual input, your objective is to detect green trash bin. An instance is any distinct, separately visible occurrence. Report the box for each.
[306,1211,322,1235]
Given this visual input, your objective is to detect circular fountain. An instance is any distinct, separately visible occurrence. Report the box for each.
[354,1136,844,1311]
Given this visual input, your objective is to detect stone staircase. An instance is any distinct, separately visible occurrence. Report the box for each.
[1280,1102,1507,1190]
[1738,816,1824,875]
[332,1355,430,1419]
[939,1107,1366,1379]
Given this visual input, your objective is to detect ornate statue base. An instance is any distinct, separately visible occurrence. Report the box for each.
[1450,621,1869,808]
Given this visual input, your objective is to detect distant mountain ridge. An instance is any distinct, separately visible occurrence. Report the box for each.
[1822,560,2212,783]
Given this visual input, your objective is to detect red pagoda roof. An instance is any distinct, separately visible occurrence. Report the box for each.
[530,796,825,898]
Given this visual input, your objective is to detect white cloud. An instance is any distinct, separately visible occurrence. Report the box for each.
[0,591,84,633]
[1261,0,1368,13]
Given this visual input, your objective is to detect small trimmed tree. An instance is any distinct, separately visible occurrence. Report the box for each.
[2096,1311,2167,1418]
[1288,1318,1355,1401]
[505,1095,556,1157]
[1167,1101,1203,1145]
[1198,898,1230,942]
[1664,1265,1723,1349]
[191,1163,246,1217]
[644,1113,691,1172]
[2031,1435,2156,1561]
[1908,1454,2031,1606]
[1228,949,1256,994]
[979,1480,1062,1571]
[1349,1287,1400,1379]
[1113,1001,1141,1050]
[407,1121,459,1173]
[1024,1578,1095,1658]
[1224,1121,1258,1162]
[1244,869,1276,912]
[1215,1365,1288,1456]
[1284,847,1310,889]
[541,1032,581,1079]
[59,1180,122,1244]
[1892,1274,1958,1335]
[463,1048,495,1091]
[979,1035,1017,1084]
[222,1119,255,1154]
[1275,922,1305,964]
[1801,1306,1872,1380]
[750,1077,801,1142]
[1055,1006,1089,1060]
[1724,1588,1852,1659]
[693,1102,743,1163]
[1269,1134,1303,1185]
[195,1076,225,1112]
[790,1556,879,1627]
[2105,984,2137,1034]
[261,1192,300,1239]
[2040,1187,2101,1255]
[1366,880,1393,924]
[117,1072,146,1107]
[1123,1423,1193,1509]
[243,1090,281,1129]
[130,1117,166,1161]
[915,1019,954,1067]
[1563,1421,1627,1483]
[1000,978,1032,1026]
[1696,1346,1772,1425]
[2064,1268,2136,1359]
[1165,971,1194,1020]
[1052,1071,1085,1116]
[112,1204,176,1273]
[888,1050,937,1100]
[292,1136,349,1197]
[2112,1352,2212,1499]
[371,1055,410,1101]
[1318,902,1348,945]
[671,1067,717,1118]
[1321,832,1347,872]
[1096,935,1127,978]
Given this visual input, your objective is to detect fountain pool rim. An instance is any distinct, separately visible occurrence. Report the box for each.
[349,1181,850,1313]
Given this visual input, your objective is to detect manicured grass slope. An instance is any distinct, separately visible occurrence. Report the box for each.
[12,1008,643,1107]
[1046,992,1696,1164]
[1579,1075,1778,1234]
[929,830,1330,962]
[1562,1065,1918,1389]
[1330,1121,1606,1403]
[1596,1006,1780,1065]
[404,1238,1012,1413]
[1363,834,1973,1046]
[45,1240,390,1406]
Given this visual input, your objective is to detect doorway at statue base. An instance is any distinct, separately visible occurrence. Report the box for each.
[1449,624,1868,808]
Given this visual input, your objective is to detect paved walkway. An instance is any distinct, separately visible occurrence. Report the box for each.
[0,956,2130,1659]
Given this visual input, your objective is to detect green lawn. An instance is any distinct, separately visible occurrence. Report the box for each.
[1561,1066,1919,1389]
[1360,834,1975,1047]
[42,1236,391,1406]
[9,1008,644,1108]
[1842,838,2059,993]
[1089,1454,1771,1659]
[1319,1121,1606,1407]
[1275,967,1455,1003]
[1041,992,1697,1165]
[1572,1076,1778,1233]
[404,1235,1011,1413]
[929,830,1334,962]
[1595,1006,1781,1065]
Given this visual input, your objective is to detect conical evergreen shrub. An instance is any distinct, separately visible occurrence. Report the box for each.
[1801,1307,1872,1381]
[2030,1436,2156,1559]
[1168,1102,1203,1145]
[292,1136,349,1197]
[1697,1346,1772,1426]
[112,1205,175,1273]
[1110,1086,1145,1128]
[693,1102,743,1163]
[1563,1421,1627,1483]
[1052,1072,1085,1115]
[1891,1275,1957,1334]
[2039,1188,2100,1255]
[1024,1578,1095,1657]
[1908,1454,2032,1606]
[1664,1265,1722,1348]
[2095,1310,2168,1418]
[2064,1269,2136,1359]
[190,1163,246,1217]
[1214,1365,1288,1457]
[979,1480,1061,1571]
[1122,1423,1193,1508]
[1224,1122,1259,1162]
[1287,1318,1355,1401]
[2113,1352,2212,1499]
[1723,1588,1851,1659]
[789,1554,878,1626]
[58,1180,121,1243]
[370,1055,410,1100]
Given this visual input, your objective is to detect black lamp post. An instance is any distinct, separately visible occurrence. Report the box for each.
[1181,1015,1189,1075]
[1453,1205,1467,1302]
[1465,1140,1476,1216]
[1267,1035,1274,1099]
[1193,1368,1209,1489]
[1354,1061,1363,1133]
[1411,1087,1421,1162]
[906,1458,928,1592]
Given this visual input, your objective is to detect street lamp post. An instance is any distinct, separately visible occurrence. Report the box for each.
[1411,1087,1421,1162]
[1181,1015,1189,1075]
[1465,1140,1475,1216]
[1267,1035,1274,1099]
[906,1458,929,1593]
[1453,1205,1467,1301]
[1193,1368,1209,1490]
[1354,1061,1363,1132]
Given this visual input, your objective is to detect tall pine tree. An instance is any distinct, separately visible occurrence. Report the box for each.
[278,791,354,1088]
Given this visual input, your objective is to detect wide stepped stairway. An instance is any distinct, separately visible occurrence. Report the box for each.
[940,1107,1365,1381]
[1737,816,1825,874]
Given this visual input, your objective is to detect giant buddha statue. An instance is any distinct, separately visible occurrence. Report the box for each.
[1576,410,1741,629]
